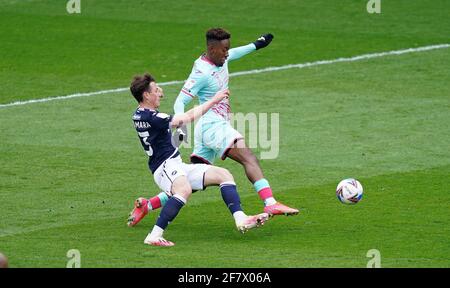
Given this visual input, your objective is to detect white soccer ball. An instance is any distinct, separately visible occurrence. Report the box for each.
[336,178,363,204]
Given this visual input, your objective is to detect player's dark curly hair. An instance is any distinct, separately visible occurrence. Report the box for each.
[206,28,231,45]
[130,73,155,103]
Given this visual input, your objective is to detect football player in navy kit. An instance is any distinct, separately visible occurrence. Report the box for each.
[128,73,269,246]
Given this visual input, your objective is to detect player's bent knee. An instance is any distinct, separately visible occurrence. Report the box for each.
[175,186,192,200]
[219,168,234,181]
[216,167,234,182]
[241,147,259,165]
[229,144,259,165]
[171,176,192,200]
[238,150,259,167]
[204,166,234,186]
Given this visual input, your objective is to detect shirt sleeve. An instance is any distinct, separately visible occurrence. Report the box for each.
[151,112,173,130]
[174,69,207,115]
[228,43,256,62]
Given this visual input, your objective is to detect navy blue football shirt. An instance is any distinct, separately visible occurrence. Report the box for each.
[132,108,180,173]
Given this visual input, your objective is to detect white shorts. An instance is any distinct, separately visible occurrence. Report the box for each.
[153,155,210,196]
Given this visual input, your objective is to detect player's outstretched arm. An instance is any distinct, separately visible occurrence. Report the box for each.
[171,89,229,127]
[228,33,274,61]
[174,73,208,115]
[173,91,192,115]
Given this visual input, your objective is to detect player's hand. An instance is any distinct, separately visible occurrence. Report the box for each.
[253,33,274,50]
[212,89,230,104]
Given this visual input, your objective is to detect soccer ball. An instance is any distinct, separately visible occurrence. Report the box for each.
[336,178,363,204]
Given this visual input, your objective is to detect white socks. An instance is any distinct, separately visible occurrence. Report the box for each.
[233,211,247,224]
[147,225,164,240]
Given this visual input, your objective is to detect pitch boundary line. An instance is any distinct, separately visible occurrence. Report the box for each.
[0,43,449,109]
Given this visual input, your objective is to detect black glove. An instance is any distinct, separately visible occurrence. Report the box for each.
[253,33,274,50]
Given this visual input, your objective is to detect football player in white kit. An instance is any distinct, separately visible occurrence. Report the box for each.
[128,73,269,247]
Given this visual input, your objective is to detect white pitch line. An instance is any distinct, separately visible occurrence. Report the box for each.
[0,43,449,109]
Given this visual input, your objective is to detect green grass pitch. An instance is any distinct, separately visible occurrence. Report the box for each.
[0,0,449,267]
